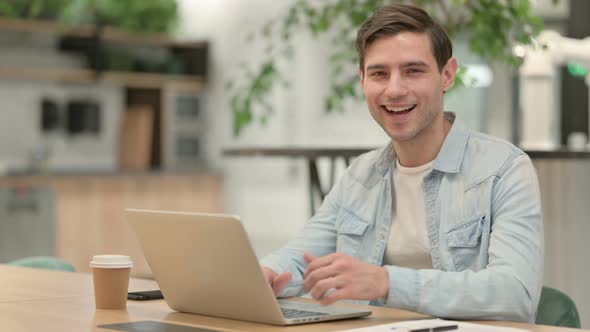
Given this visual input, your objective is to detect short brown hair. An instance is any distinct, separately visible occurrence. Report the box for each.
[356,3,452,72]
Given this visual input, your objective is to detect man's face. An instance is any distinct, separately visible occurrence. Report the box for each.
[360,32,456,143]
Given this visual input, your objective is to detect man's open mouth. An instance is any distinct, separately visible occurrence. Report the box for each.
[382,104,417,115]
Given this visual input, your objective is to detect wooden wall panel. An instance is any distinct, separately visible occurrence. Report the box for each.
[0,174,223,278]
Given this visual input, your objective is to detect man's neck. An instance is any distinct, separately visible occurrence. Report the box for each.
[393,114,452,168]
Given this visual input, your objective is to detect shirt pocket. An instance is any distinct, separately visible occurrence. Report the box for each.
[446,213,486,270]
[336,209,369,257]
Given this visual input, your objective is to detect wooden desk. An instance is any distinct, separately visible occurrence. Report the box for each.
[0,265,583,332]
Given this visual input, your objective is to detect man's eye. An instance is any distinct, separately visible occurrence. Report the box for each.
[370,71,385,77]
[407,68,423,74]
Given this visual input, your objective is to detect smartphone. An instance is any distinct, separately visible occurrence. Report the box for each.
[127,290,164,301]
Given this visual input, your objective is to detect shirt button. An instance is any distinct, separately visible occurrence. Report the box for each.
[380,234,386,240]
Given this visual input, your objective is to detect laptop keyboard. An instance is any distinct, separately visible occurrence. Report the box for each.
[281,308,329,318]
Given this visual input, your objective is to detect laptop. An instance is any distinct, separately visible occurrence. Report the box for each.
[125,209,372,326]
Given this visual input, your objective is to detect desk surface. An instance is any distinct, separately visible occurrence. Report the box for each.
[0,265,583,332]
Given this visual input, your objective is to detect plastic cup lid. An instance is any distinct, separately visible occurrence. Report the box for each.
[90,255,133,268]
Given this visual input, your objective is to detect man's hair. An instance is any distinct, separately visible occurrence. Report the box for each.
[356,3,452,72]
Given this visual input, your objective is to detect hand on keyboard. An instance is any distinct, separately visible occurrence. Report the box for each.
[262,267,292,296]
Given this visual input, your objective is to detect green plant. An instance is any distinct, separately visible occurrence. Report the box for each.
[0,0,179,34]
[0,0,178,32]
[228,0,554,136]
[0,0,70,20]
[61,0,179,33]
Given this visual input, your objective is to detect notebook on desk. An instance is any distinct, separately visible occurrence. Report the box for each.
[126,209,372,326]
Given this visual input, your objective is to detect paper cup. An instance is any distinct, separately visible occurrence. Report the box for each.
[90,255,133,310]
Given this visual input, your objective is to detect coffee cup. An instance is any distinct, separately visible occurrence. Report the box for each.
[90,255,133,310]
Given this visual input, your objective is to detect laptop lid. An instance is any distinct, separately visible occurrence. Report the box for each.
[126,209,286,325]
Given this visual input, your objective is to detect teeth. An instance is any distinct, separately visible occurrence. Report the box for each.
[385,105,414,112]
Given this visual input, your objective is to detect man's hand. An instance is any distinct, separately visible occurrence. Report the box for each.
[262,267,292,296]
[303,252,389,305]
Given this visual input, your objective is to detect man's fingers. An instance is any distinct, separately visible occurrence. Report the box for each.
[274,271,292,286]
[304,253,337,278]
[303,264,338,293]
[303,252,317,263]
[262,267,277,284]
[271,271,291,296]
[310,276,346,301]
[318,287,351,305]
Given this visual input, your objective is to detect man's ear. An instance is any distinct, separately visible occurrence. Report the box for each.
[359,67,367,97]
[442,57,458,92]
[359,67,365,85]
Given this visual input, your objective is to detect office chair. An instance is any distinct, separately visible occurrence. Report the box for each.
[536,286,581,328]
[6,256,75,272]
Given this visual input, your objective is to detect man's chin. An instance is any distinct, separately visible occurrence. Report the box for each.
[387,131,416,143]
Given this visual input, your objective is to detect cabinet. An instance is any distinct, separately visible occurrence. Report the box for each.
[162,88,207,170]
[0,17,208,171]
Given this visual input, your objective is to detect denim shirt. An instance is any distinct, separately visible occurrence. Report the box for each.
[261,114,544,323]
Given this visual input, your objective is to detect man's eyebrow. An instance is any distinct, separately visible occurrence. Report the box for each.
[366,61,430,71]
[365,64,387,71]
[401,61,429,68]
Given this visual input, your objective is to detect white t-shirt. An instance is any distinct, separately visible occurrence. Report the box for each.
[383,159,433,269]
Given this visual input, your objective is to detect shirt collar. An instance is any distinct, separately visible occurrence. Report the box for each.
[432,112,469,174]
[375,141,395,178]
[375,112,469,176]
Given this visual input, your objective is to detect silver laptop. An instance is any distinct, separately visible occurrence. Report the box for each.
[126,209,372,326]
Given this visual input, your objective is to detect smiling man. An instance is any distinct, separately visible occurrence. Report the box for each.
[260,3,543,323]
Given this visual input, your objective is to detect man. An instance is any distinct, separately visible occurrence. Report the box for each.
[261,3,543,323]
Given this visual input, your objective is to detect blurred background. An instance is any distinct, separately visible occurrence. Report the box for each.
[0,0,588,328]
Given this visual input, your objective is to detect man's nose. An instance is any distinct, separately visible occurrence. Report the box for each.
[384,75,408,98]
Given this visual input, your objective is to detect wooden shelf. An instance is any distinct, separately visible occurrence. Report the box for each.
[0,17,207,89]
[101,71,205,90]
[100,26,172,47]
[0,66,205,90]
[100,26,207,48]
[0,67,95,84]
[0,16,95,38]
